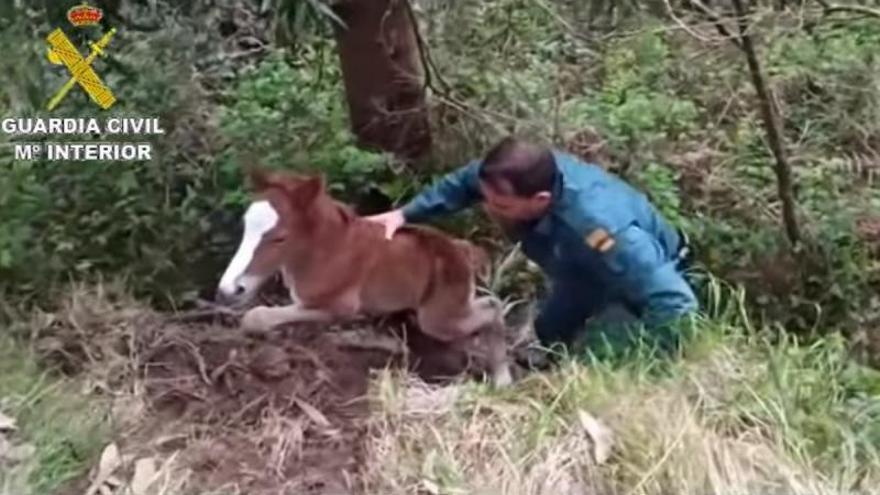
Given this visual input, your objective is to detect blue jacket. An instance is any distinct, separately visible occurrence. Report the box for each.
[401,151,698,334]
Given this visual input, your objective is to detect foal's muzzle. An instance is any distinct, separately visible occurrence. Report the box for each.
[215,283,248,307]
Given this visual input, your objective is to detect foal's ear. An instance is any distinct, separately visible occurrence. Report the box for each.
[245,165,273,192]
[295,174,325,207]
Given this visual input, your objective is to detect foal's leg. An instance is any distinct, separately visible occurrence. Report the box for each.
[241,303,337,332]
[464,297,512,386]
[485,323,513,386]
[468,313,513,387]
[451,296,504,337]
[242,285,365,332]
[417,295,501,343]
[419,295,512,386]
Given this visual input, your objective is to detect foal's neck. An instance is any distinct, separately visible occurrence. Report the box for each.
[283,198,358,275]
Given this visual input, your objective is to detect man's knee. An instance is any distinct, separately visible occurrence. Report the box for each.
[531,277,607,349]
[533,307,577,347]
[641,261,700,323]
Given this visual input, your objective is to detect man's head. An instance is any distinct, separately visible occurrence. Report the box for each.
[478,136,556,222]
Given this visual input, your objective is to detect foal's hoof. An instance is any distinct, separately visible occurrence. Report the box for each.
[491,365,514,388]
[241,306,275,332]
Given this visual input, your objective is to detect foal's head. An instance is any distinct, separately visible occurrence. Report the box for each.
[215,167,326,306]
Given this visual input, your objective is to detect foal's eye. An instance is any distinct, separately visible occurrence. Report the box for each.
[271,236,286,244]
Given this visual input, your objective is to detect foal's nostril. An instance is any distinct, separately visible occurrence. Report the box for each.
[215,281,248,305]
[215,286,244,305]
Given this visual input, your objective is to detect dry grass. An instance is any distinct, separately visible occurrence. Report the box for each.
[362,323,880,495]
[0,281,192,495]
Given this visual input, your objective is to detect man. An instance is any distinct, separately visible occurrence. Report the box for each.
[366,136,698,366]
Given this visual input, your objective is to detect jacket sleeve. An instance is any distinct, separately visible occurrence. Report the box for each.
[400,160,483,223]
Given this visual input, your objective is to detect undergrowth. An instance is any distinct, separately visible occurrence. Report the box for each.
[364,279,880,495]
[1,4,879,491]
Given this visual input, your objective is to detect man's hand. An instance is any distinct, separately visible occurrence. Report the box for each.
[364,208,406,240]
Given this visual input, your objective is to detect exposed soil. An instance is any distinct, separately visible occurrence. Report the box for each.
[129,314,485,495]
[31,282,519,495]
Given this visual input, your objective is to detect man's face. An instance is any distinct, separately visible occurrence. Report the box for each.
[479,179,552,222]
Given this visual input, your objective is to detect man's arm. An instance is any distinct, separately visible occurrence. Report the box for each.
[590,223,697,323]
[605,225,698,326]
[400,160,484,223]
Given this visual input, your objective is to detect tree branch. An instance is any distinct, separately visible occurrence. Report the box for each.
[665,0,720,44]
[401,0,451,94]
[690,0,744,50]
[731,0,801,246]
[814,0,880,19]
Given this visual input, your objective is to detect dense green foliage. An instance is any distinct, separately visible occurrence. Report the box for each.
[1,1,878,348]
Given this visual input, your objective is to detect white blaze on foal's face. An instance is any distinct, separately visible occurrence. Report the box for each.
[217,200,279,302]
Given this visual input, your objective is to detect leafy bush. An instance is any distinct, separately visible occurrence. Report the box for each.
[0,10,410,307]
[0,4,261,306]
[584,30,699,153]
[214,46,409,209]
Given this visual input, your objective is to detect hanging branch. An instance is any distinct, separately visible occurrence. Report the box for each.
[401,0,452,94]
[690,0,744,49]
[814,0,880,19]
[731,0,801,246]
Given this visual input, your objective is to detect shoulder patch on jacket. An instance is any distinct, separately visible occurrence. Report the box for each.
[585,228,616,252]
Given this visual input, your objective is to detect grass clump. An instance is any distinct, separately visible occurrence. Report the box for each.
[0,334,111,495]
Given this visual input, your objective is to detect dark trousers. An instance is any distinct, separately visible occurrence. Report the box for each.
[532,280,682,360]
[532,278,643,344]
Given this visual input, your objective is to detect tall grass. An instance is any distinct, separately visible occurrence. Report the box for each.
[362,279,880,495]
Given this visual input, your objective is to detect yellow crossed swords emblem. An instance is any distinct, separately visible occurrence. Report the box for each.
[45,27,117,111]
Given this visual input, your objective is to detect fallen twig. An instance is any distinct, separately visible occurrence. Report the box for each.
[164,299,243,325]
[328,330,408,355]
[166,336,213,386]
[209,350,244,383]
[226,393,269,425]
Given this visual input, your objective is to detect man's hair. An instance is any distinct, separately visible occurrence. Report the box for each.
[478,136,557,197]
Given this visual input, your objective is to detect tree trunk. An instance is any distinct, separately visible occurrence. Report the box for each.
[331,0,432,162]
[731,0,801,246]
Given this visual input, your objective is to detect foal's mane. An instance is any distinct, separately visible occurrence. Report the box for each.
[332,200,358,224]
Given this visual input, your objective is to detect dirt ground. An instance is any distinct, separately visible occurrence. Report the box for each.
[125,313,493,495]
[26,282,522,495]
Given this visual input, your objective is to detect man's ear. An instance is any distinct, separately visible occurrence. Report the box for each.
[533,191,552,203]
